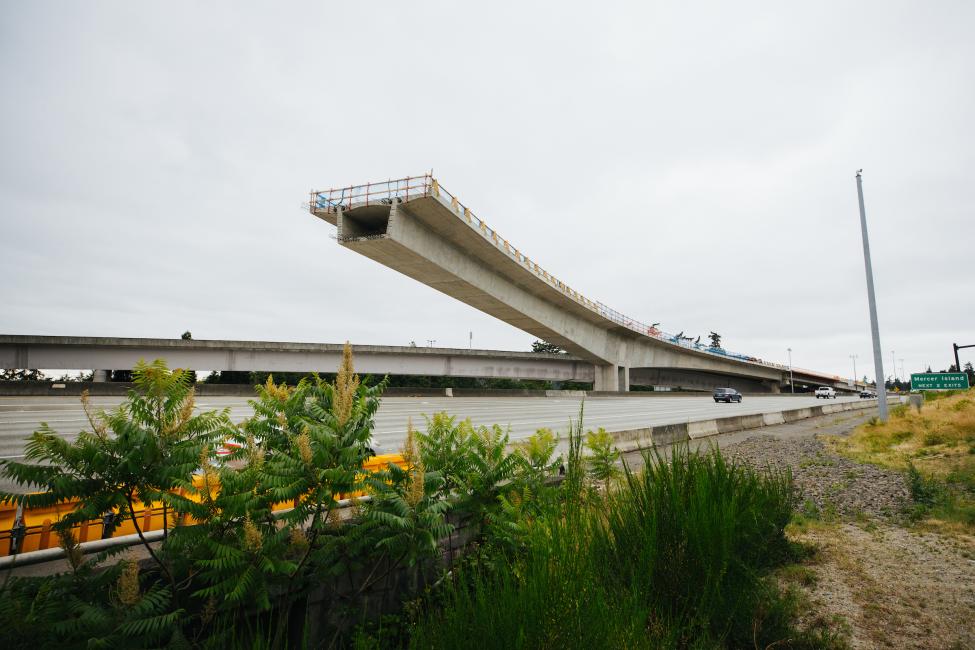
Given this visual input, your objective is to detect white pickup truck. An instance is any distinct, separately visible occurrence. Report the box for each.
[815,386,837,399]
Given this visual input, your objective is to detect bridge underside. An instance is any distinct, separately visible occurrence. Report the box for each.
[629,368,782,393]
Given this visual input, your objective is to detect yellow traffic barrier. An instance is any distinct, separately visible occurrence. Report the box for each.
[0,453,406,557]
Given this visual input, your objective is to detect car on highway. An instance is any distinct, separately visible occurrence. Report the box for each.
[815,386,837,399]
[712,387,742,403]
[859,390,876,399]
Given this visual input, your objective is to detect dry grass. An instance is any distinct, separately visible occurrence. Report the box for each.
[786,522,975,649]
[825,388,975,530]
[830,390,975,473]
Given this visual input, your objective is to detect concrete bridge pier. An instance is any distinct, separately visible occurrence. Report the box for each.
[92,370,110,383]
[594,364,629,392]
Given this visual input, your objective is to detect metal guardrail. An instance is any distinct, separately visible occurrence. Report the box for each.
[309,175,843,383]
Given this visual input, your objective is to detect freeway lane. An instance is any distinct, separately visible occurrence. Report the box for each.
[0,393,862,463]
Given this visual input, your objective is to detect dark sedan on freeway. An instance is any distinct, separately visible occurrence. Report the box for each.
[712,387,743,403]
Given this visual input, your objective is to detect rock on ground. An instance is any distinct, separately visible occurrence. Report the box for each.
[723,434,910,519]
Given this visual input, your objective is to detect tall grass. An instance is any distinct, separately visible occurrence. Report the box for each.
[603,445,794,643]
[408,444,797,648]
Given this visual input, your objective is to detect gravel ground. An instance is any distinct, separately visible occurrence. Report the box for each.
[621,410,913,520]
[794,522,975,649]
[724,434,911,519]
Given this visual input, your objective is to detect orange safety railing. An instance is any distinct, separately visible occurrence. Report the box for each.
[310,175,846,382]
[311,175,433,213]
[0,453,406,557]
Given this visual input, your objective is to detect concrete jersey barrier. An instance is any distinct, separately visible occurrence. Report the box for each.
[605,399,880,451]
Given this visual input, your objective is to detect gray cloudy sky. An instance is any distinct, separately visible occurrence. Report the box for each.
[2,1,973,381]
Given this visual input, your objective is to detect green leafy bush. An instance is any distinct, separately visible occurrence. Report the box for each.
[0,348,424,648]
[514,428,561,483]
[584,427,621,485]
[415,412,475,499]
[907,462,942,508]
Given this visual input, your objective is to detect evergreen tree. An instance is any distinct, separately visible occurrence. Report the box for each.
[531,340,565,354]
[0,369,47,381]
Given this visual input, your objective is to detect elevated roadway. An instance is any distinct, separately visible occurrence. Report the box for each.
[0,335,592,383]
[310,175,853,392]
[0,335,849,393]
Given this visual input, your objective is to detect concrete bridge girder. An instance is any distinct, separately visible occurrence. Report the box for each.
[346,201,626,367]
[348,203,631,389]
[328,195,795,393]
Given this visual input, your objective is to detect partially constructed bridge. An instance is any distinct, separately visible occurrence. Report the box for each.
[310,174,850,392]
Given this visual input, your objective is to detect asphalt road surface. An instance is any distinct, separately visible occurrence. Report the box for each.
[0,393,863,464]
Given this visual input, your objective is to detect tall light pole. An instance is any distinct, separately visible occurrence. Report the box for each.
[787,347,794,394]
[856,170,888,420]
[891,350,897,382]
[850,354,858,387]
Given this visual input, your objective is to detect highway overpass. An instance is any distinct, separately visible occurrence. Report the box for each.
[0,335,851,393]
[309,174,856,393]
[0,336,591,383]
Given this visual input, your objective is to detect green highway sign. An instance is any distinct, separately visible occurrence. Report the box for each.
[911,373,970,391]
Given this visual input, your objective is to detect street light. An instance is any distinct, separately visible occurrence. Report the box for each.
[855,171,888,421]
[850,354,858,387]
[787,347,794,394]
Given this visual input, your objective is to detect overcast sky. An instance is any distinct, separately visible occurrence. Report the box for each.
[1,1,972,382]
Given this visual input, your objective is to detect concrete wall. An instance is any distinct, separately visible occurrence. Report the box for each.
[603,399,881,451]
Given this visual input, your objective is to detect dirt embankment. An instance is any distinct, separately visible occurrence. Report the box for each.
[722,422,975,649]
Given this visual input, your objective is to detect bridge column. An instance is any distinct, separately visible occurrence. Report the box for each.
[92,370,110,383]
[594,364,615,391]
[594,364,629,392]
